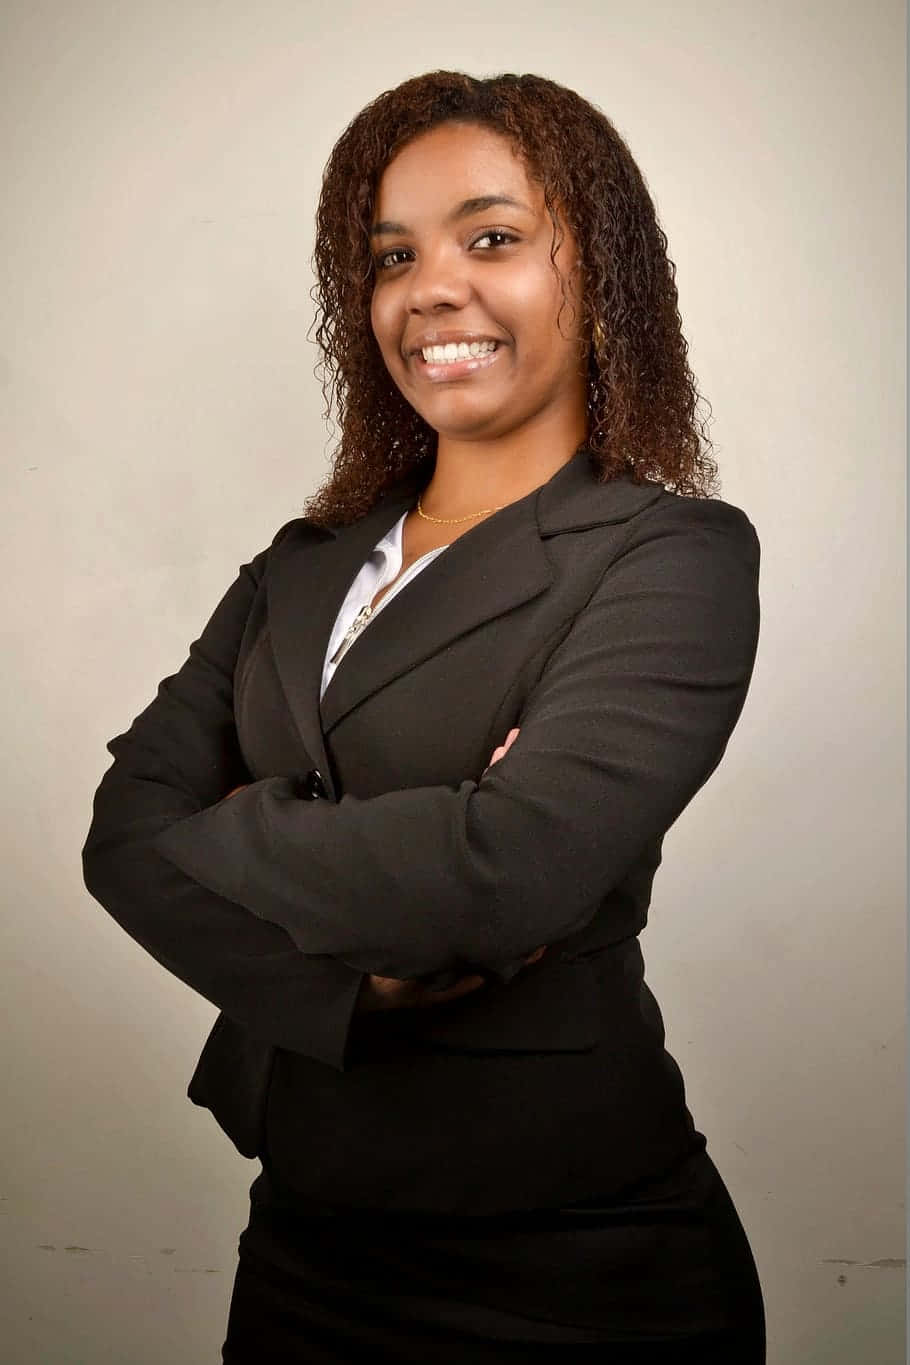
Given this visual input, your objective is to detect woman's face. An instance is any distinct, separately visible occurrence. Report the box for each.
[369,122,588,448]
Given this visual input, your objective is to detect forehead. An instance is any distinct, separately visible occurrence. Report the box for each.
[373,122,542,219]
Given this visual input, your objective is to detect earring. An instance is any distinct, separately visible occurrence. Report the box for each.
[588,319,607,416]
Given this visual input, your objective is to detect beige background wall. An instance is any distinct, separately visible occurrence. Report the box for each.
[2,1,905,1360]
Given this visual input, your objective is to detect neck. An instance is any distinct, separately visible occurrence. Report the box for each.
[422,412,589,519]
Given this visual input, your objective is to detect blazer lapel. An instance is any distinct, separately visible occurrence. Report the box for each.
[266,477,420,778]
[320,490,554,734]
[266,449,665,771]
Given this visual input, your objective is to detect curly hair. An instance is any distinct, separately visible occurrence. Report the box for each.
[303,70,717,527]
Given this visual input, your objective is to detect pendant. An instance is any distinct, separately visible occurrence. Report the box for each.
[329,603,374,665]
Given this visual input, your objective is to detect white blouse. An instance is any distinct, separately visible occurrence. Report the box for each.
[320,510,449,700]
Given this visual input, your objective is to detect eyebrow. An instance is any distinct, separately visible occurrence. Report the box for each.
[370,194,532,238]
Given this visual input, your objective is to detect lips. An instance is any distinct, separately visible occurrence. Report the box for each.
[413,344,504,383]
[403,331,507,384]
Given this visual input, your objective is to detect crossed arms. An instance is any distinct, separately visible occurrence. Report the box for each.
[82,496,760,1069]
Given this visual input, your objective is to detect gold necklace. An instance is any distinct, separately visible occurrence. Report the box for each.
[415,493,508,524]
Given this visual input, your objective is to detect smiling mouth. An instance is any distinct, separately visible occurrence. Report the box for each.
[419,340,499,364]
[412,340,503,382]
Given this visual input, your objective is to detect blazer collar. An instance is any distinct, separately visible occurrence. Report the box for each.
[266,449,664,775]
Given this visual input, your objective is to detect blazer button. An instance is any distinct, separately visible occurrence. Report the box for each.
[298,768,328,800]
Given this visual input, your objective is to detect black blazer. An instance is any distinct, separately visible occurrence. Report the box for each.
[83,448,761,1215]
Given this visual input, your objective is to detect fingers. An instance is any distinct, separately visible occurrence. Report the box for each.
[483,727,520,776]
[357,972,488,1013]
[410,973,487,1008]
[499,727,520,757]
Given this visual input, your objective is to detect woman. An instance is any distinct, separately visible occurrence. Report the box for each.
[83,71,764,1362]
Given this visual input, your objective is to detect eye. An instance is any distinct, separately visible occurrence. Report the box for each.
[374,247,414,271]
[471,230,518,251]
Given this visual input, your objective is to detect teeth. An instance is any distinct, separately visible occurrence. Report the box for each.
[421,341,498,364]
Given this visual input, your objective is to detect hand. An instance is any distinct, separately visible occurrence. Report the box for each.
[357,726,547,1013]
[356,970,488,1013]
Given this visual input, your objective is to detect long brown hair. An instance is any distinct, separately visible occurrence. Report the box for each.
[303,70,717,527]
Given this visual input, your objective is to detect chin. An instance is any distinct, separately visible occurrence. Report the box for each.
[410,395,512,437]
[422,415,508,443]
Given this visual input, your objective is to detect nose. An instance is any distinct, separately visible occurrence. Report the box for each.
[405,245,472,315]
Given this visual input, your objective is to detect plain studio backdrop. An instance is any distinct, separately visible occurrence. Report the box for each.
[1,2,905,1361]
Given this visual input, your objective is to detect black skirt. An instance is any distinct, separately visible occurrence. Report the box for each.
[221,1145,765,1363]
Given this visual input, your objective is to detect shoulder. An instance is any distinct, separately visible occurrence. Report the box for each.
[239,514,331,582]
[623,486,761,571]
[270,514,332,549]
[587,487,761,635]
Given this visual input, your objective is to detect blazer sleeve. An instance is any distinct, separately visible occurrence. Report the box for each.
[153,495,761,981]
[81,528,365,1070]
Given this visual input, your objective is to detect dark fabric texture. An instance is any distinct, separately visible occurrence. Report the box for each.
[82,448,762,1215]
[220,1149,765,1363]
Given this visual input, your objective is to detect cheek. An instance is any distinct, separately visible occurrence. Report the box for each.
[505,264,572,337]
[370,293,396,363]
[518,293,585,387]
